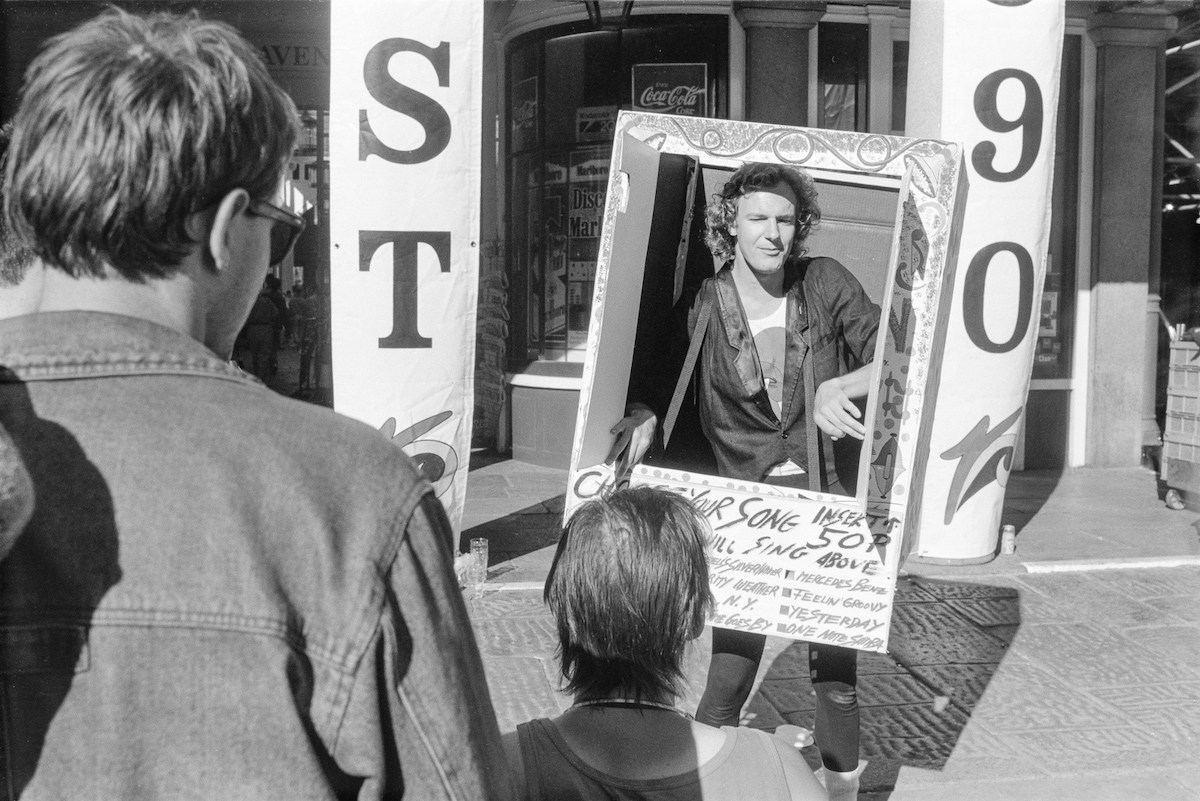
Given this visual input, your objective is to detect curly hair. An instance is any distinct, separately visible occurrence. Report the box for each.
[703,162,821,264]
[3,8,299,281]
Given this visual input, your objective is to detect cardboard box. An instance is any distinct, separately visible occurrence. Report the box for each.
[564,112,968,651]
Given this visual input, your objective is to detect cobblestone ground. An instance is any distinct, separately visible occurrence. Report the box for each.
[273,388,1200,798]
[470,565,1200,800]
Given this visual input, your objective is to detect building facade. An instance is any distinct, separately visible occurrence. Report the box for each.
[0,0,1184,473]
[481,0,1182,473]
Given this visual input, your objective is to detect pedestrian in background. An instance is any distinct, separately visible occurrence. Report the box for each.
[264,272,291,359]
[0,9,514,798]
[242,283,278,381]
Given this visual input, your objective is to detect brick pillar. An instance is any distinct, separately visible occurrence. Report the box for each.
[1086,11,1175,465]
[734,2,825,126]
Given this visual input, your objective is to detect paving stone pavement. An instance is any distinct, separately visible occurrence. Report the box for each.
[461,455,1200,799]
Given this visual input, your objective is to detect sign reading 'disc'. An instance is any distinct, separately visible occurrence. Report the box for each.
[565,112,968,653]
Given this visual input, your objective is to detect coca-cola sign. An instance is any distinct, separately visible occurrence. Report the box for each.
[631,63,707,117]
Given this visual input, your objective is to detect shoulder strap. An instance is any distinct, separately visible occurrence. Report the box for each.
[802,346,822,493]
[516,721,545,801]
[662,289,715,450]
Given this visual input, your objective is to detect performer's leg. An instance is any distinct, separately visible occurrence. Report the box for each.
[809,642,859,772]
[695,627,766,727]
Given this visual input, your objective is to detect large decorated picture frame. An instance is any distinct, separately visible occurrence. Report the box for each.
[565,112,968,654]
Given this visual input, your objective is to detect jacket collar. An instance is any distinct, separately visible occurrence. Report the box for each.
[0,310,252,385]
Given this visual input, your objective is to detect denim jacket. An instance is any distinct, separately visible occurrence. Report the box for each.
[639,257,879,488]
[0,311,514,801]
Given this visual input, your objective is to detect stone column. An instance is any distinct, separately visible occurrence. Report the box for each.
[867,4,899,135]
[733,1,825,126]
[1086,11,1175,465]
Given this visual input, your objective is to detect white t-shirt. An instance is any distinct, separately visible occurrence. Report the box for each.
[747,301,805,477]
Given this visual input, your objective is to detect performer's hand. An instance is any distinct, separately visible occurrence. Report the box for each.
[606,404,657,473]
[813,377,866,441]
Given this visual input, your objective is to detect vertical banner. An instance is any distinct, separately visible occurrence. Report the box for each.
[329,0,483,537]
[908,0,1064,561]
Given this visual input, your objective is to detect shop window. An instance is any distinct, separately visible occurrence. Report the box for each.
[506,16,727,364]
[818,22,868,132]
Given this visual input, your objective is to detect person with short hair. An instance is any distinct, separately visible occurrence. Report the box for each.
[502,486,827,801]
[609,162,880,800]
[0,9,513,798]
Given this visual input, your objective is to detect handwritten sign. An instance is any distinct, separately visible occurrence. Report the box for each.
[630,466,893,652]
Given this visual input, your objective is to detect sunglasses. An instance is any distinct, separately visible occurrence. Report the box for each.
[246,198,307,266]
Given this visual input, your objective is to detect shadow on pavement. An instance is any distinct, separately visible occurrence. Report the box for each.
[459,450,566,570]
[745,574,1021,798]
[999,467,1065,534]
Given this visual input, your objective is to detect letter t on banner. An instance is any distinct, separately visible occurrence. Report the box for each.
[906,0,1064,562]
[329,0,483,539]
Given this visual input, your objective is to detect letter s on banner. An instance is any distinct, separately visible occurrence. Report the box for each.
[360,38,452,164]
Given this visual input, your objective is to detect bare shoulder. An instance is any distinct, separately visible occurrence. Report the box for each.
[759,732,828,801]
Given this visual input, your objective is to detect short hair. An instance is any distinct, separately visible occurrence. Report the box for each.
[2,8,300,282]
[0,221,33,287]
[0,123,32,287]
[704,162,821,264]
[545,486,714,703]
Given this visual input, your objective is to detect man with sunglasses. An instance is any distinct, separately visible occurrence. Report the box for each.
[0,9,514,799]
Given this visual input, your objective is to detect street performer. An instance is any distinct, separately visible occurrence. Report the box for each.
[608,162,881,801]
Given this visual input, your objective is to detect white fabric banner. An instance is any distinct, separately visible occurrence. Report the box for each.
[909,0,1064,561]
[329,0,483,535]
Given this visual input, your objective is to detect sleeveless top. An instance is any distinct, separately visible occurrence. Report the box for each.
[515,719,804,800]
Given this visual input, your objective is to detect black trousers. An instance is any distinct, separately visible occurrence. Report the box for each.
[694,471,860,772]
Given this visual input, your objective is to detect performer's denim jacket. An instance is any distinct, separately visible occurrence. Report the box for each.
[640,257,880,489]
[0,311,513,801]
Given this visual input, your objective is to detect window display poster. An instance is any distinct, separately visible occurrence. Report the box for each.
[908,0,1064,560]
[631,63,708,117]
[568,149,607,350]
[512,76,539,153]
[329,0,483,537]
[1039,291,1059,337]
[544,194,568,347]
[568,149,607,242]
[577,105,619,142]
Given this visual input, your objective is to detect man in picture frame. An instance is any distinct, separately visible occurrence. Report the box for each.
[609,161,881,801]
